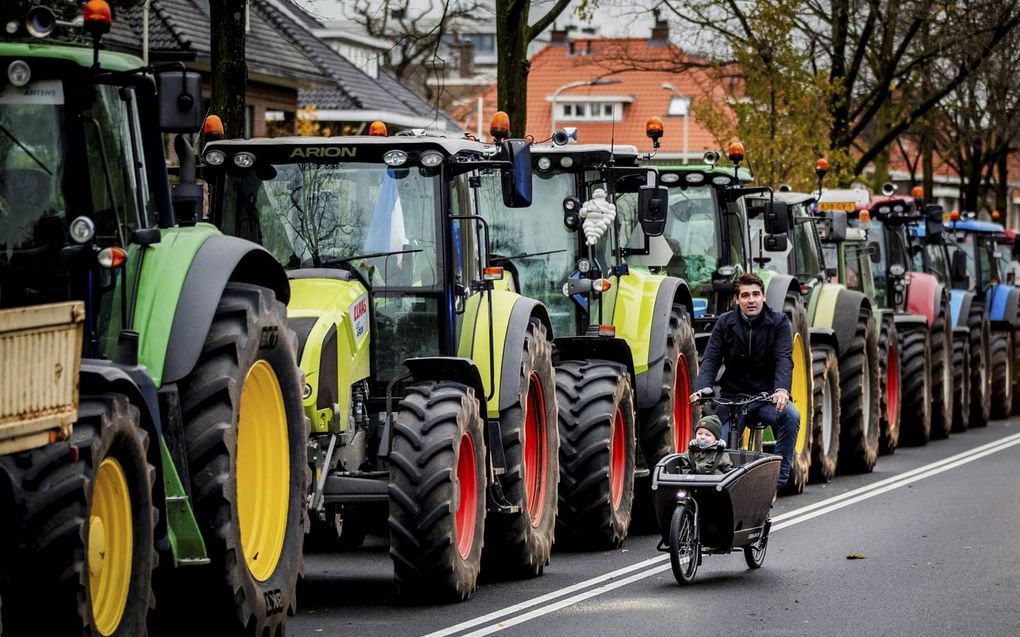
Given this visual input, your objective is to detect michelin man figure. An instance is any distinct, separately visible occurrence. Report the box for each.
[579,188,616,246]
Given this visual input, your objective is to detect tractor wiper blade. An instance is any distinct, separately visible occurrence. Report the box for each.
[0,122,52,176]
[491,249,567,260]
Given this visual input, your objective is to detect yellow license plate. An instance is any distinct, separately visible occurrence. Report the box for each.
[818,201,857,212]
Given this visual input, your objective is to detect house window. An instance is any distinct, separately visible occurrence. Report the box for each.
[558,102,621,121]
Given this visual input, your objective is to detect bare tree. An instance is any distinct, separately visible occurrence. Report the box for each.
[653,0,1020,184]
[347,0,486,89]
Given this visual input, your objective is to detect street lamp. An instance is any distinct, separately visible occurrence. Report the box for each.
[662,82,691,163]
[551,77,623,136]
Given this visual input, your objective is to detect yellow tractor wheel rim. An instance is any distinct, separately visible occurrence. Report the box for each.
[237,360,290,582]
[89,457,133,636]
[791,333,809,454]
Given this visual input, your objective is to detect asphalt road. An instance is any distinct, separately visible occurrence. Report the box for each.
[291,418,1020,637]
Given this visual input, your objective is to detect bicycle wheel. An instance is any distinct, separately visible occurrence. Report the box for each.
[743,516,771,569]
[668,505,699,585]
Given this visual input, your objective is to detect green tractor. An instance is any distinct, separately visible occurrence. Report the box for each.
[0,4,307,635]
[745,188,885,479]
[630,145,814,494]
[478,139,698,547]
[203,119,559,601]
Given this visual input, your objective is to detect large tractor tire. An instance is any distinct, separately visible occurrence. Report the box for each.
[483,319,558,579]
[389,381,486,602]
[1012,320,1020,414]
[878,314,901,455]
[555,360,636,549]
[928,301,955,439]
[948,333,970,436]
[1,394,156,637]
[169,283,307,635]
[898,325,933,445]
[967,303,991,428]
[837,313,880,473]
[808,345,840,483]
[780,290,812,494]
[638,305,700,468]
[989,332,1013,419]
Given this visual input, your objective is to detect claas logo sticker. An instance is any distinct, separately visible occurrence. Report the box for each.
[349,295,369,343]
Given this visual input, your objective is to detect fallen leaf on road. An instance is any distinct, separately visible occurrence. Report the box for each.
[846,553,868,560]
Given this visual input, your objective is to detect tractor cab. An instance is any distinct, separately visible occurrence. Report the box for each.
[206,131,532,388]
[642,158,758,323]
[479,139,669,338]
[944,216,1013,292]
[0,1,203,358]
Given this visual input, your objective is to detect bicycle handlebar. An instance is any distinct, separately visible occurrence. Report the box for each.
[690,391,772,406]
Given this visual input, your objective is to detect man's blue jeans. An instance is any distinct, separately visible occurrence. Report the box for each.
[719,401,801,487]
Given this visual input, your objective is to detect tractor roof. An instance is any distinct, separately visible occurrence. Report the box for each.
[657,163,754,183]
[530,143,640,166]
[946,219,1006,234]
[205,135,497,164]
[769,190,817,207]
[0,41,143,72]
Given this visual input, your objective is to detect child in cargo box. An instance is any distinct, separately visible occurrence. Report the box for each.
[680,415,733,475]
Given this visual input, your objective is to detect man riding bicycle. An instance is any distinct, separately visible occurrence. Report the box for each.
[689,273,799,488]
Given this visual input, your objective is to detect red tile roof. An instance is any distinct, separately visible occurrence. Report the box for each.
[452,37,736,154]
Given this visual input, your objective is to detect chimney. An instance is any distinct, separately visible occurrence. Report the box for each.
[456,39,475,78]
[650,8,669,42]
[551,25,568,44]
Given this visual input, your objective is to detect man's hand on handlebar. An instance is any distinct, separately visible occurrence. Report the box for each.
[771,388,790,413]
[689,388,713,404]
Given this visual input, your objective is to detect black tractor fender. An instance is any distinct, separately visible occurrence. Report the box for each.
[809,327,838,353]
[403,356,489,417]
[554,336,637,391]
[78,360,170,552]
[163,236,290,385]
[634,276,694,409]
[764,274,799,313]
[894,313,929,331]
[497,297,554,412]
[831,288,871,359]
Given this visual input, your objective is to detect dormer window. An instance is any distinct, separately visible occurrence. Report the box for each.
[554,95,633,122]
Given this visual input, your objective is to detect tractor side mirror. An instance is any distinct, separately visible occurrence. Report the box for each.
[500,139,533,208]
[764,233,788,252]
[764,201,790,235]
[869,241,882,264]
[637,184,669,237]
[951,249,968,284]
[924,205,944,243]
[157,70,204,133]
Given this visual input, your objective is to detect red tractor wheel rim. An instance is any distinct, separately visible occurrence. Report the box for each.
[673,354,693,451]
[887,341,899,429]
[523,372,548,527]
[610,408,626,509]
[455,432,478,560]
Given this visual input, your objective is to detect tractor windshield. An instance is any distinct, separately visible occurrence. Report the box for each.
[747,208,821,282]
[652,185,729,292]
[478,169,577,335]
[0,76,156,310]
[220,162,441,290]
[868,219,908,308]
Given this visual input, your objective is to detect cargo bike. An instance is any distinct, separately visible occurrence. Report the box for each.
[651,393,781,584]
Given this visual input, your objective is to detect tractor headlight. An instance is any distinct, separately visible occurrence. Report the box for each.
[7,60,31,87]
[383,150,408,166]
[69,216,95,244]
[537,156,552,171]
[419,150,444,167]
[204,150,226,166]
[233,152,256,168]
[560,156,574,169]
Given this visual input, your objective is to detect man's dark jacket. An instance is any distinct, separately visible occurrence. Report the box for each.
[696,302,793,395]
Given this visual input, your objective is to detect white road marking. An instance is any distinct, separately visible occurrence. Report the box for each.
[425,431,1020,637]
